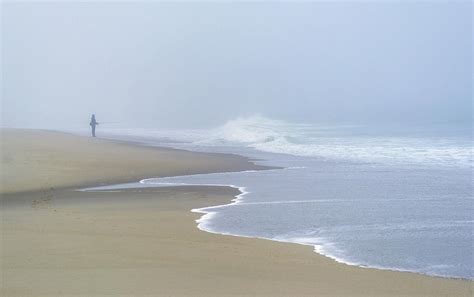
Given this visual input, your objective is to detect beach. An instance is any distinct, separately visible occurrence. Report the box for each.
[0,128,265,194]
[0,129,472,296]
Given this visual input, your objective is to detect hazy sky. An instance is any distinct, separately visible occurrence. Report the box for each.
[1,1,472,129]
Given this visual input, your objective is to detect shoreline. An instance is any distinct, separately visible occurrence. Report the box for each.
[2,185,471,296]
[91,178,473,282]
[1,128,472,296]
[0,128,270,195]
[193,185,474,282]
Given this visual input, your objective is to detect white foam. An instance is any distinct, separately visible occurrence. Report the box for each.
[141,178,437,275]
[187,182,452,277]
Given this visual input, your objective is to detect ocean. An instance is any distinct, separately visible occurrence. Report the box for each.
[84,116,473,279]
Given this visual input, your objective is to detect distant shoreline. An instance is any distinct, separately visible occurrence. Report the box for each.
[0,128,269,195]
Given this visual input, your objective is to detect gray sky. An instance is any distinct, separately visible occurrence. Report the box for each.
[1,1,472,129]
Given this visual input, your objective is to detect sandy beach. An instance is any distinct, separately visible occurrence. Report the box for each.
[1,129,472,296]
[0,128,266,194]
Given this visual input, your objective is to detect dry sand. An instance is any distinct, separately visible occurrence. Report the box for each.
[0,129,472,296]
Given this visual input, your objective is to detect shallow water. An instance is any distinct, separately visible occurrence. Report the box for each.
[85,117,473,279]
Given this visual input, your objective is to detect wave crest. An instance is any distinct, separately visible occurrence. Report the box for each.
[195,115,472,168]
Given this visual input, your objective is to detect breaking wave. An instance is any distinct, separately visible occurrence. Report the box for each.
[101,115,472,168]
[195,116,472,168]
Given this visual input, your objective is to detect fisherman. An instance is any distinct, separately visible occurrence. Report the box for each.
[90,114,99,137]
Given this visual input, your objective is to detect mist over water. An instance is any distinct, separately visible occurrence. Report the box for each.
[2,1,472,129]
[94,116,473,279]
[99,116,472,169]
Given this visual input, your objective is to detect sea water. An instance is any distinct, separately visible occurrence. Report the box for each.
[93,116,473,279]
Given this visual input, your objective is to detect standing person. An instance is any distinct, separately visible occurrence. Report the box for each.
[90,114,99,137]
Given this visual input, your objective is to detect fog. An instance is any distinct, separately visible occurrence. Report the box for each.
[1,1,472,130]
